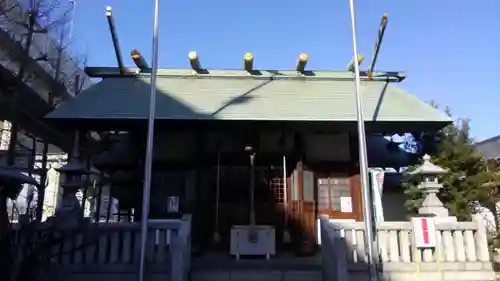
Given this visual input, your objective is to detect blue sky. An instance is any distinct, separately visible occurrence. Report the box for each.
[71,0,500,141]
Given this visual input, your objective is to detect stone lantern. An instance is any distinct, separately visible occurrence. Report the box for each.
[55,131,90,227]
[410,154,457,222]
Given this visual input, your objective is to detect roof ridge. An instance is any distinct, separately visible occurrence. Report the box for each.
[476,134,500,145]
[84,67,406,82]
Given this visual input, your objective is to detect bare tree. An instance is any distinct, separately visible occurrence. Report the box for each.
[0,2,94,280]
[0,0,89,228]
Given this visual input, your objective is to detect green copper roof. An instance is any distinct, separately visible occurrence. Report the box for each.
[45,69,451,123]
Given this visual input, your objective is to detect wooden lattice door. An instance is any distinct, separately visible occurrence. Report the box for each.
[269,177,285,204]
[261,168,287,247]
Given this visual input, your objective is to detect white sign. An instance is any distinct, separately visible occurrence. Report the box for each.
[167,196,179,213]
[340,196,353,213]
[370,169,385,222]
[411,217,437,248]
[372,170,385,193]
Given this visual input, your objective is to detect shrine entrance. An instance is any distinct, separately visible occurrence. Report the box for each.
[212,165,287,249]
[190,142,293,257]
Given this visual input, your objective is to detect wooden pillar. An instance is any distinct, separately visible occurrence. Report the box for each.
[296,132,317,254]
[192,129,206,251]
[93,171,104,222]
[289,132,312,254]
[349,133,364,221]
[133,129,147,222]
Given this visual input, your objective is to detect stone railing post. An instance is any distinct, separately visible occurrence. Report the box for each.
[473,213,491,262]
[410,154,457,222]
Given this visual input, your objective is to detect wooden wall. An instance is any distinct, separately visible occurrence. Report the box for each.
[108,129,364,254]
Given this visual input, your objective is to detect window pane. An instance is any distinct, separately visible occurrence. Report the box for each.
[318,184,330,197]
[303,170,314,201]
[318,184,330,210]
[292,170,299,200]
[330,177,351,212]
[331,198,342,210]
[318,178,329,185]
[330,178,349,185]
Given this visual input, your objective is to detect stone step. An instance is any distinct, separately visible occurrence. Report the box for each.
[191,270,323,281]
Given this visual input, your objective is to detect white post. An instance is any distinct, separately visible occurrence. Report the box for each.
[347,0,378,280]
[138,0,160,280]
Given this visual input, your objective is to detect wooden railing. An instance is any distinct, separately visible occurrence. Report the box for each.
[13,214,192,281]
[319,215,494,281]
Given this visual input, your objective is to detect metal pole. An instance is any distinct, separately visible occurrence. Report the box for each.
[347,0,378,280]
[138,0,160,280]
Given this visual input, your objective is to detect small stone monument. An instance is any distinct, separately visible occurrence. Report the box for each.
[410,154,457,222]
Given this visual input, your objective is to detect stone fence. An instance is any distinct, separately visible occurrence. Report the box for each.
[13,214,192,281]
[320,155,496,281]
[320,215,495,281]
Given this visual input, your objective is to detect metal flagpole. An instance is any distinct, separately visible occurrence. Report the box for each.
[347,0,378,280]
[138,0,160,280]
